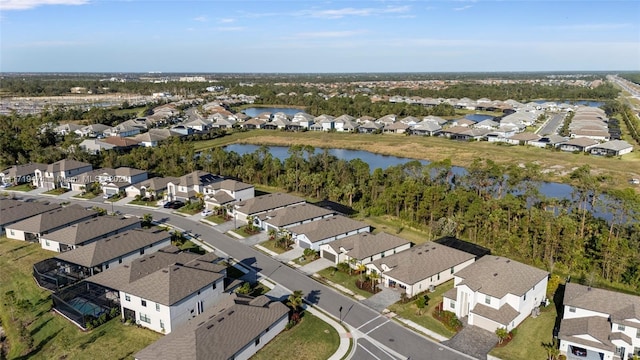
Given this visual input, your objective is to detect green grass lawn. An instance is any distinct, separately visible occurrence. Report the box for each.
[43,188,69,195]
[250,313,339,360]
[128,199,158,207]
[358,215,429,245]
[316,268,374,299]
[0,237,161,359]
[232,226,260,238]
[293,255,319,266]
[177,207,201,215]
[387,280,457,338]
[256,239,290,254]
[72,192,100,199]
[178,240,205,255]
[5,183,34,192]
[490,305,557,360]
[204,214,228,224]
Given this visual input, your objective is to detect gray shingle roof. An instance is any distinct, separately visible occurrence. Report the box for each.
[260,203,335,227]
[0,163,47,179]
[454,256,548,298]
[327,232,410,261]
[563,283,640,324]
[46,159,92,173]
[288,215,369,243]
[41,216,141,245]
[178,171,220,187]
[54,228,171,267]
[558,316,615,352]
[372,242,475,285]
[134,294,289,360]
[471,303,519,326]
[591,140,633,151]
[206,179,253,192]
[133,176,179,191]
[7,204,97,233]
[0,199,61,227]
[235,192,305,216]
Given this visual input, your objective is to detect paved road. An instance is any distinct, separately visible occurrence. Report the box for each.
[15,194,472,360]
[537,113,565,136]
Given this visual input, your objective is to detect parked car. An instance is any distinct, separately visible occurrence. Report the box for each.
[169,201,185,209]
[163,201,174,209]
[201,209,213,216]
[571,346,587,357]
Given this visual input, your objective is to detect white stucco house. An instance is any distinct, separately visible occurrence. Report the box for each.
[287,215,370,251]
[558,283,640,360]
[33,159,93,190]
[319,232,411,266]
[442,256,549,332]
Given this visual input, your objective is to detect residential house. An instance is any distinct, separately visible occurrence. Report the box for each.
[99,136,141,151]
[334,115,356,132]
[255,203,335,232]
[101,167,148,198]
[558,283,640,360]
[377,114,397,126]
[451,118,476,127]
[560,137,599,152]
[184,118,210,132]
[125,176,179,200]
[33,159,93,190]
[203,179,254,209]
[104,123,141,137]
[320,232,411,266]
[367,242,475,298]
[589,140,634,156]
[240,118,265,130]
[287,215,370,251]
[0,199,61,233]
[383,122,410,134]
[315,115,336,131]
[211,118,236,129]
[234,193,306,222]
[167,171,221,202]
[169,125,193,136]
[87,248,228,333]
[39,216,141,252]
[75,124,110,138]
[53,123,82,136]
[292,112,314,130]
[0,163,47,186]
[529,134,568,149]
[474,119,500,130]
[134,129,177,147]
[78,139,116,154]
[134,294,289,360]
[52,228,172,277]
[506,132,542,146]
[411,121,442,136]
[5,204,98,242]
[442,256,549,332]
[358,121,383,134]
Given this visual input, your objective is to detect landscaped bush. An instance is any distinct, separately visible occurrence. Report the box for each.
[432,303,463,332]
[355,278,380,294]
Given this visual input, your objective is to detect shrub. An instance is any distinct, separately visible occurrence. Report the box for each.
[433,305,463,332]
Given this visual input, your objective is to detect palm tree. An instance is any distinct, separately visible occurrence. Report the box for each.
[357,263,367,281]
[287,290,305,323]
[369,271,380,291]
[142,213,153,228]
[348,257,357,275]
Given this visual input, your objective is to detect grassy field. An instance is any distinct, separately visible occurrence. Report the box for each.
[0,237,161,359]
[387,280,458,339]
[316,268,374,299]
[256,239,289,254]
[490,305,557,360]
[192,130,640,190]
[360,215,431,245]
[250,313,339,360]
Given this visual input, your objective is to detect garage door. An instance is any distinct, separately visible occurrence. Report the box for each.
[471,313,502,332]
[299,241,311,249]
[322,251,336,263]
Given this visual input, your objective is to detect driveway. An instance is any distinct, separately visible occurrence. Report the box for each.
[361,287,401,312]
[442,325,497,360]
[275,246,304,262]
[299,258,333,275]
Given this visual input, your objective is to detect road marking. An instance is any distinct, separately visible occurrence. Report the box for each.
[358,342,382,360]
[357,316,382,330]
[365,319,390,335]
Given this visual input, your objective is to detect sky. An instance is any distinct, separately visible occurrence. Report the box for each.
[1,0,639,73]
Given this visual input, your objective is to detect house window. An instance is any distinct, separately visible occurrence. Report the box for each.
[141,300,147,307]
[266,326,270,332]
[105,264,109,269]
[636,328,640,338]
[450,267,454,274]
[125,294,130,301]
[634,347,640,356]
[140,313,151,323]
[450,300,456,309]
[381,253,385,258]
[140,248,145,255]
[437,273,440,281]
[45,240,50,246]
[160,320,165,330]
[569,306,576,313]
[523,293,527,301]
[615,347,624,356]
[255,337,260,346]
[618,324,626,331]
[119,258,122,264]
[212,282,216,290]
[9,230,14,236]
[156,303,160,312]
[485,295,491,305]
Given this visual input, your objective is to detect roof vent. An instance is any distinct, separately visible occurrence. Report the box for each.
[506,260,511,263]
[228,310,235,315]
[206,324,214,330]
[493,273,498,277]
[418,252,422,255]
[162,270,169,273]
[432,247,436,250]
[217,317,224,322]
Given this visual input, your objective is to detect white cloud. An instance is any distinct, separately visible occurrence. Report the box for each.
[215,26,245,32]
[219,18,235,23]
[193,16,207,22]
[453,5,473,11]
[291,30,366,39]
[296,5,410,19]
[0,0,88,10]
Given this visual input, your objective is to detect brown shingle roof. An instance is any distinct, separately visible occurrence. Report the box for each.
[288,215,370,243]
[327,232,410,261]
[235,192,305,216]
[41,216,141,245]
[455,256,548,298]
[0,199,61,227]
[100,137,140,147]
[134,294,289,360]
[54,228,170,267]
[558,316,615,352]
[260,203,335,228]
[7,204,97,233]
[372,242,475,285]
[471,303,519,326]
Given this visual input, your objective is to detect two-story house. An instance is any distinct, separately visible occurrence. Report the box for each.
[33,159,93,190]
[5,204,98,242]
[166,171,221,202]
[203,179,255,210]
[288,215,370,251]
[559,283,640,360]
[442,256,549,332]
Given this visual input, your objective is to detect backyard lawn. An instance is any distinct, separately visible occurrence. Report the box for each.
[387,280,458,339]
[250,313,339,360]
[316,267,374,299]
[490,305,557,360]
[0,237,161,359]
[256,239,289,254]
